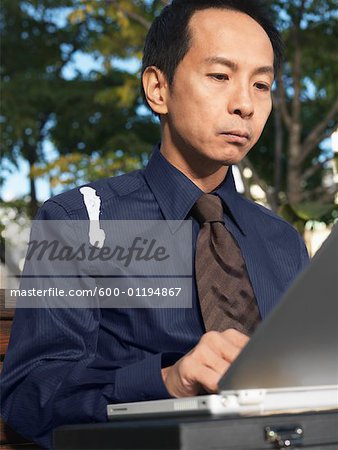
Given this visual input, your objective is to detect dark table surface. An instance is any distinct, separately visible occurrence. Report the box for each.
[53,409,338,450]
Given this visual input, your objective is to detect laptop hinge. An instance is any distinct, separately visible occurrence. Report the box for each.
[221,389,266,406]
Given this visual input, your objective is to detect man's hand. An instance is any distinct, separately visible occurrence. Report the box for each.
[161,329,249,398]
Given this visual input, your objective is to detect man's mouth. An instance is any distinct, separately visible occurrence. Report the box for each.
[221,130,250,145]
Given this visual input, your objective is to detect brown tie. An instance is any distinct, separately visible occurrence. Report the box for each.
[193,194,261,335]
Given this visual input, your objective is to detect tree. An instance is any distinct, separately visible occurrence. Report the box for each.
[1,0,162,210]
[1,0,84,215]
[249,0,338,224]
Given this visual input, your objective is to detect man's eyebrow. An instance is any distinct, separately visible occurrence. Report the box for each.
[253,65,274,77]
[204,57,238,71]
[204,56,274,77]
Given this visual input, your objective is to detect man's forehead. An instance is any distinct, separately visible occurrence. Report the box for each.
[189,7,267,34]
[184,9,274,69]
[188,8,273,56]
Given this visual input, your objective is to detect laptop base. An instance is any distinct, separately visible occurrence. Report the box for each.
[107,385,338,420]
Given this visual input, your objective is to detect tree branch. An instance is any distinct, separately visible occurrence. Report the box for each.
[106,0,151,29]
[291,25,302,126]
[300,96,338,164]
[272,99,284,211]
[301,184,337,202]
[303,155,335,180]
[275,69,292,129]
[299,0,306,20]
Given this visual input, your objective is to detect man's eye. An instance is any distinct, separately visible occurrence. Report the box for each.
[209,74,229,81]
[255,83,270,91]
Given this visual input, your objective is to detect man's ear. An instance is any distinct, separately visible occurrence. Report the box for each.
[142,66,169,115]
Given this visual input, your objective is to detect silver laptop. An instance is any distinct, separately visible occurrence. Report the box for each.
[107,225,338,420]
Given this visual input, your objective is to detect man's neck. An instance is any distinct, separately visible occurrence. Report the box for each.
[160,143,229,193]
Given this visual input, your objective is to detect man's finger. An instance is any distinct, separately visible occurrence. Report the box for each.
[189,344,230,375]
[221,328,250,348]
[200,331,245,363]
[186,358,224,394]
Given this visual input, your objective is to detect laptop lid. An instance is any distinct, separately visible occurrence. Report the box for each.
[219,224,338,391]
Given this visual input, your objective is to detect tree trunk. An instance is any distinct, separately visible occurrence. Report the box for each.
[272,97,284,211]
[287,13,303,206]
[27,146,39,218]
[287,123,303,205]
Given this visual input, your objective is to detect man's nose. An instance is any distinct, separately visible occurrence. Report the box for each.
[227,83,254,119]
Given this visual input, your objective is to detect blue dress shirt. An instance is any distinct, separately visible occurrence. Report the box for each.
[0,145,309,448]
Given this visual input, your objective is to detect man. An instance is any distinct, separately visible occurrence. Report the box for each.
[0,1,309,448]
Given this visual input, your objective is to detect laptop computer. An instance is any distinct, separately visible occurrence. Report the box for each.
[107,225,338,420]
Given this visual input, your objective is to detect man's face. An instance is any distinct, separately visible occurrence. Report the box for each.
[163,8,274,168]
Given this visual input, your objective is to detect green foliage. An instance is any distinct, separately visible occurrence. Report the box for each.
[249,0,337,219]
[1,0,161,216]
[32,151,143,188]
[279,202,338,234]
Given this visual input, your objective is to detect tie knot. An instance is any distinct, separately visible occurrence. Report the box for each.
[192,194,224,224]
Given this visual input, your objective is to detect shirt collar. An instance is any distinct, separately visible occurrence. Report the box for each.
[144,144,247,235]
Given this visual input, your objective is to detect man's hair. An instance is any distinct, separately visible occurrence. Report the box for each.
[141,0,283,109]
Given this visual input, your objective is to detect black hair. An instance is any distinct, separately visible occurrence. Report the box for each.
[141,0,283,110]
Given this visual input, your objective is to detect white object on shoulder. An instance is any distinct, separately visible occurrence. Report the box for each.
[80,186,106,248]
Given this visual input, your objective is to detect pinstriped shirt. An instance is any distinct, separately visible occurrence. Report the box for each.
[0,145,309,449]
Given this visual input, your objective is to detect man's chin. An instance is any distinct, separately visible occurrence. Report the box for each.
[216,154,248,167]
[190,146,250,170]
[218,148,251,166]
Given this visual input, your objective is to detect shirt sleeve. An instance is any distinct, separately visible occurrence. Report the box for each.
[1,307,183,449]
[0,201,183,449]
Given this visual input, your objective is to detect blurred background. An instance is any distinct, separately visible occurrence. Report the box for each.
[1,0,337,281]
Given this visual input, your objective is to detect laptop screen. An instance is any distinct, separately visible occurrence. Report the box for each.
[219,225,338,391]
